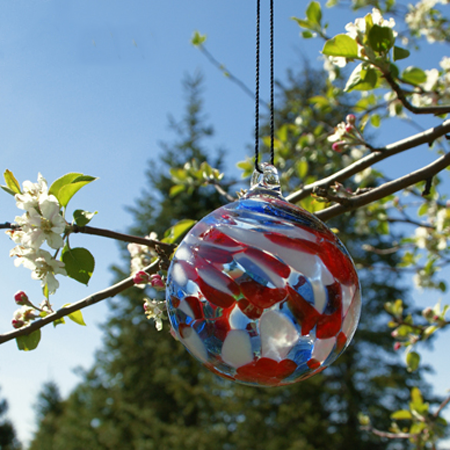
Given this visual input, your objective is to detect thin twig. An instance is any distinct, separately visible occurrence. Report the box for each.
[433,394,450,419]
[315,152,450,221]
[360,425,415,439]
[287,119,450,203]
[198,45,269,109]
[0,260,160,345]
[384,71,450,116]
[70,225,175,255]
[208,181,237,203]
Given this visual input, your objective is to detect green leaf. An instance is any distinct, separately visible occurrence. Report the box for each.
[409,422,427,435]
[3,170,21,194]
[61,246,95,285]
[62,304,87,326]
[402,66,427,85]
[1,185,17,196]
[345,64,378,92]
[53,317,65,327]
[302,31,314,38]
[169,184,186,197]
[296,160,309,179]
[162,219,197,244]
[292,17,315,30]
[367,25,395,53]
[393,46,410,61]
[306,1,322,26]
[322,34,359,58]
[370,114,381,128]
[49,173,98,208]
[73,210,97,227]
[417,202,428,217]
[236,158,254,178]
[191,31,207,47]
[16,330,41,351]
[391,410,413,420]
[406,351,420,372]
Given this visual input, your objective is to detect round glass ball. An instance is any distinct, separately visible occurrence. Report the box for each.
[166,190,361,387]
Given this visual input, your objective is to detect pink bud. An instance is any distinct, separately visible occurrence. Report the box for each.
[422,307,434,320]
[150,274,166,291]
[345,124,354,133]
[332,142,345,153]
[12,319,24,329]
[393,342,401,351]
[391,330,398,338]
[433,315,440,322]
[14,291,29,305]
[133,271,150,285]
[346,114,356,125]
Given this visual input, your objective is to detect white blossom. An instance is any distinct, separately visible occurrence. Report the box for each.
[11,247,66,294]
[128,232,158,286]
[327,122,347,143]
[406,0,449,43]
[15,173,48,211]
[415,227,430,249]
[143,298,166,331]
[15,194,66,250]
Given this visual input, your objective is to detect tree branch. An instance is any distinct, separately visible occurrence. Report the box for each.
[315,152,450,221]
[0,260,161,345]
[433,393,450,419]
[198,45,268,109]
[287,119,450,204]
[69,225,176,255]
[360,425,415,439]
[384,71,450,116]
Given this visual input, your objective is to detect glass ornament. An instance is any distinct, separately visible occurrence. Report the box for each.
[166,164,361,387]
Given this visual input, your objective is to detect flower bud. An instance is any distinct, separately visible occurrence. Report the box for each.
[332,142,345,153]
[422,307,434,321]
[133,271,150,285]
[346,114,356,125]
[393,342,401,351]
[150,274,166,291]
[391,329,398,338]
[345,124,354,133]
[14,291,29,305]
[12,319,25,329]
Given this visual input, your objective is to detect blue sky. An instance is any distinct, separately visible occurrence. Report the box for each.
[0,1,449,445]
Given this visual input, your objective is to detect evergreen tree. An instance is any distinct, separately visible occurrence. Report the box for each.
[0,389,21,450]
[30,68,429,450]
[29,382,64,450]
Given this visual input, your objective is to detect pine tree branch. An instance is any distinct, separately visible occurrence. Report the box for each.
[315,151,450,221]
[0,260,161,346]
[287,119,450,203]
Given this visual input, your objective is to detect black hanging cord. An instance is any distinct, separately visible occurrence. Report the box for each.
[254,0,275,173]
[269,0,275,166]
[254,0,262,173]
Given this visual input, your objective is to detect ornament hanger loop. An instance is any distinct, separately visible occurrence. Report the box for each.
[249,163,282,197]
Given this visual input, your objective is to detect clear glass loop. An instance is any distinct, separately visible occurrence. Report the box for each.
[249,163,282,196]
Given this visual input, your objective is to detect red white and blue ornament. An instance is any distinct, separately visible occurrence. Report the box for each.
[166,164,361,387]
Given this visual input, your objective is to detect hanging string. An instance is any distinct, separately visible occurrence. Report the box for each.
[254,0,262,173]
[269,0,275,166]
[254,0,275,173]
